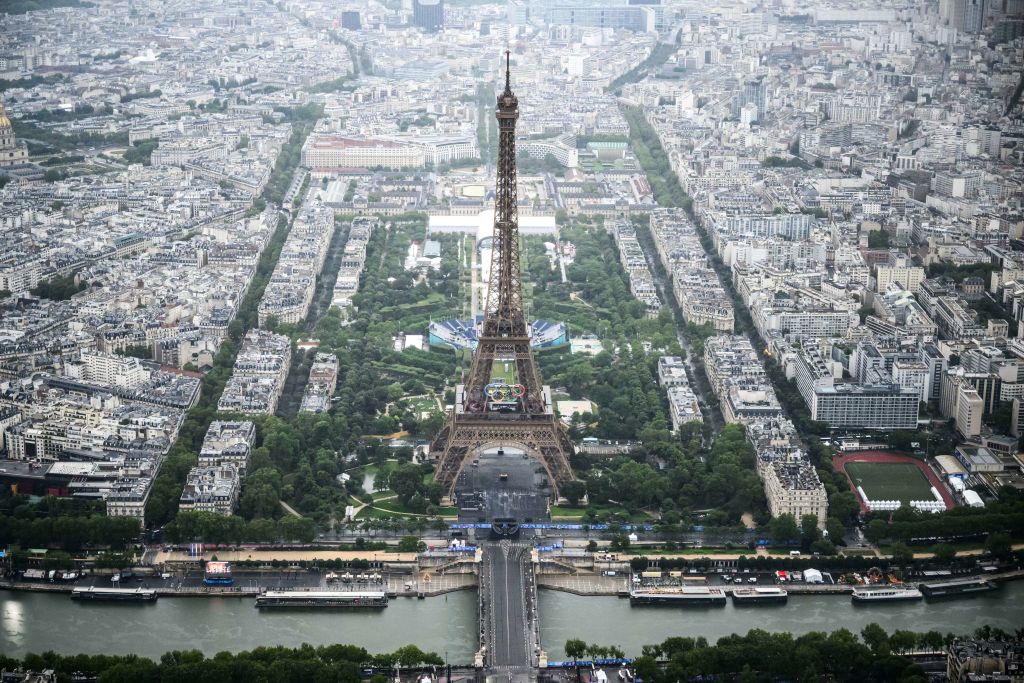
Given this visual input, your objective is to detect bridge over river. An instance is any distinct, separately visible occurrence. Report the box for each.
[478,540,542,680]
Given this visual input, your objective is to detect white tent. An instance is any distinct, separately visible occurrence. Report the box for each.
[963,490,985,508]
[803,568,824,584]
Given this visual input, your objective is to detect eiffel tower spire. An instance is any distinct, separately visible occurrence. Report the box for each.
[429,56,574,501]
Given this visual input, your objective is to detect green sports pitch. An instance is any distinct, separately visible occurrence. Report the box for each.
[844,461,934,504]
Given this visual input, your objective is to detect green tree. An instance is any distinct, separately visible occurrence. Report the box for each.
[921,630,945,651]
[810,539,837,555]
[889,543,914,565]
[825,516,846,543]
[984,532,1012,559]
[890,630,918,654]
[398,536,423,553]
[565,638,587,681]
[864,518,889,544]
[829,491,860,522]
[770,513,800,545]
[800,514,819,543]
[239,482,280,520]
[861,623,891,655]
[389,464,424,505]
[633,655,660,683]
[867,230,891,248]
[561,480,587,506]
[932,543,957,564]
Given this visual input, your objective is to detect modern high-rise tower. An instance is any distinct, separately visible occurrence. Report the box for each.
[429,54,575,502]
[940,0,987,33]
[412,0,444,32]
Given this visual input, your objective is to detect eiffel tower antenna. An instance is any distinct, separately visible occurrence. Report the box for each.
[504,49,511,92]
[430,57,574,503]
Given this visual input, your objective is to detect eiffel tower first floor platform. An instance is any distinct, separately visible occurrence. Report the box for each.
[429,392,575,504]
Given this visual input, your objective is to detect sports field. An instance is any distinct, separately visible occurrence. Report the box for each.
[490,360,518,385]
[844,461,934,503]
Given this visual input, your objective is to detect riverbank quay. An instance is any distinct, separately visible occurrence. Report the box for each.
[10,567,1019,600]
[607,543,1024,561]
[537,575,853,597]
[536,568,1024,597]
[1,567,477,599]
[0,577,475,598]
[155,548,421,564]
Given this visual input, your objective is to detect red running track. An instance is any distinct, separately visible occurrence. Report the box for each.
[832,450,956,514]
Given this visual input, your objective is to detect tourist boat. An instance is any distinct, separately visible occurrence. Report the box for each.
[255,590,388,609]
[851,586,923,603]
[731,586,789,604]
[71,586,158,602]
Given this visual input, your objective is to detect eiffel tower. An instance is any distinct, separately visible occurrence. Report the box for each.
[430,53,575,502]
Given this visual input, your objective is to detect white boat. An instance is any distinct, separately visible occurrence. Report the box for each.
[851,586,923,603]
[731,586,789,604]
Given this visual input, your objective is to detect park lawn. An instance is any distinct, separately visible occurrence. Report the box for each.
[357,462,401,494]
[549,506,587,517]
[371,361,444,384]
[490,360,519,386]
[361,461,398,479]
[620,547,737,556]
[371,497,457,517]
[408,396,440,415]
[845,461,934,503]
[550,505,650,522]
[355,505,403,520]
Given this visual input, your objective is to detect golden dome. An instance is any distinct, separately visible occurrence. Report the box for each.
[0,102,10,129]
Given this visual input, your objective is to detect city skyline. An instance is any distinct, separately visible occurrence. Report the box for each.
[0,0,1022,679]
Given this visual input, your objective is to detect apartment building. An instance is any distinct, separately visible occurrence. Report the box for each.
[179,463,241,516]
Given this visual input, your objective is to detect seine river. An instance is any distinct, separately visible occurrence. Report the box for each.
[2,584,1023,661]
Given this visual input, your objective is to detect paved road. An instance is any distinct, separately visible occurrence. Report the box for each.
[456,450,549,525]
[483,540,533,670]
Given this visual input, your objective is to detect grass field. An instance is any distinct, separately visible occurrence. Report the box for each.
[490,360,518,385]
[845,461,934,503]
[549,505,650,522]
[371,499,458,516]
[408,396,439,416]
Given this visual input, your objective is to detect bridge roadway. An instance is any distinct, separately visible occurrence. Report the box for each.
[479,540,539,679]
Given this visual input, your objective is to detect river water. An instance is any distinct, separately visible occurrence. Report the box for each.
[2,584,1022,660]
[538,586,1024,659]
